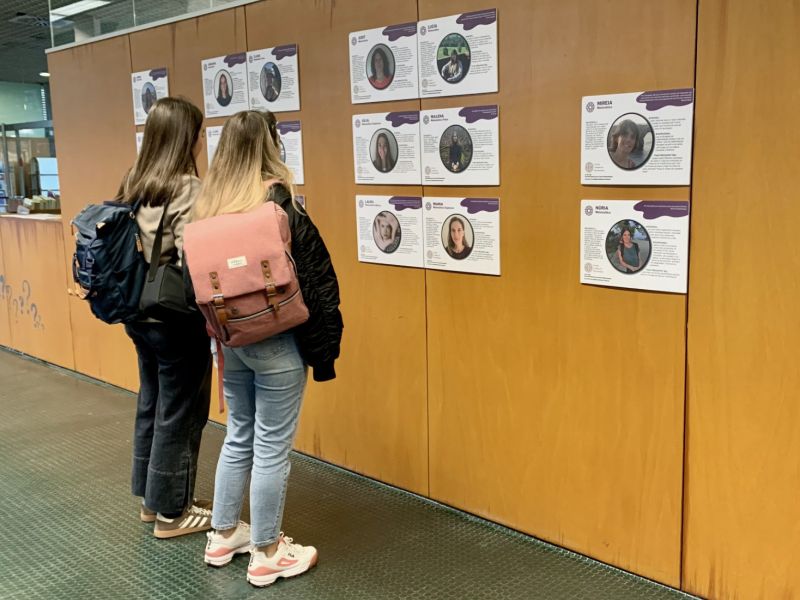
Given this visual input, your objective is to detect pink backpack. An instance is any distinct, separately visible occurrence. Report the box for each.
[183,197,309,349]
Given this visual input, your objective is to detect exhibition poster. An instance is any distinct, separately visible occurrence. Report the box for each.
[581,89,695,186]
[423,197,500,275]
[580,199,690,293]
[420,105,499,186]
[247,45,301,113]
[277,121,305,185]
[417,9,498,99]
[349,23,420,103]
[352,111,421,185]
[202,53,249,118]
[131,68,168,125]
[356,195,424,268]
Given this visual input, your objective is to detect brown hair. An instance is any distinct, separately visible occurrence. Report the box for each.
[117,97,203,207]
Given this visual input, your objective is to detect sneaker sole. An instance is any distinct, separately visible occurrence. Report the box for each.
[154,524,211,539]
[140,511,156,523]
[247,551,318,587]
[205,545,251,567]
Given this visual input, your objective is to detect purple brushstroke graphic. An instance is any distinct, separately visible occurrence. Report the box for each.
[636,88,694,111]
[276,121,301,135]
[149,68,167,80]
[633,201,689,220]
[456,8,497,31]
[458,105,498,123]
[389,197,422,211]
[382,22,417,41]
[461,198,499,214]
[224,53,247,67]
[272,44,297,60]
[386,112,420,127]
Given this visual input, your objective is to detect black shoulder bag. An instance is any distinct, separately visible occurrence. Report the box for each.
[139,202,195,321]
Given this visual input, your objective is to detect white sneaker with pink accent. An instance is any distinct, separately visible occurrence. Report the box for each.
[247,534,318,587]
[204,522,251,567]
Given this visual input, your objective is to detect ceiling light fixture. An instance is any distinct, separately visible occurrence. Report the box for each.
[50,1,111,22]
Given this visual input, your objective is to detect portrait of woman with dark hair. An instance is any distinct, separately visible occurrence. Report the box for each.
[606,219,651,274]
[367,45,394,90]
[607,114,654,170]
[444,215,472,260]
[216,72,232,107]
[371,131,396,173]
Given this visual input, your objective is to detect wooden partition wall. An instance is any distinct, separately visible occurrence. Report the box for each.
[41,0,800,597]
[683,1,800,598]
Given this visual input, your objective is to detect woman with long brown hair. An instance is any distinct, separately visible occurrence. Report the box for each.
[118,97,213,538]
[192,110,342,587]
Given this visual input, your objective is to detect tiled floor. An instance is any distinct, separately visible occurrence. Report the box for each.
[0,349,699,599]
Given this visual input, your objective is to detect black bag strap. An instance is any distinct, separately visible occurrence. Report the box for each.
[147,200,171,283]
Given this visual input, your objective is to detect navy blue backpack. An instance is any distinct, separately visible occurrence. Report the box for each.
[71,201,147,324]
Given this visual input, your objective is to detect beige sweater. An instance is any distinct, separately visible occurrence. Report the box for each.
[136,175,201,268]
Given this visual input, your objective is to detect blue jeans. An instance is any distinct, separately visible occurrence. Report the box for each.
[211,333,307,546]
[125,319,212,514]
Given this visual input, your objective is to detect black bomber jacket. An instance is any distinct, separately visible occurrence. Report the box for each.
[273,184,343,381]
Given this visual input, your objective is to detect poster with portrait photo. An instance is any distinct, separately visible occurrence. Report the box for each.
[580,200,689,293]
[349,23,419,103]
[277,121,305,185]
[417,9,498,99]
[581,89,695,185]
[131,68,168,125]
[356,195,424,268]
[205,126,223,166]
[420,105,499,186]
[352,111,421,185]
[201,53,249,118]
[423,197,500,275]
[247,45,300,113]
[135,132,144,154]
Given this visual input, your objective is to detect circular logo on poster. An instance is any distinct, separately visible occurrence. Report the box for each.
[584,206,594,216]
[423,115,430,125]
[248,55,253,63]
[584,263,593,273]
[355,119,361,128]
[351,37,357,46]
[358,199,364,208]
[585,162,594,172]
[425,166,431,175]
[585,101,595,112]
[203,63,208,71]
[427,250,433,259]
[421,79,428,88]
[425,202,432,210]
[361,244,366,252]
[420,26,427,35]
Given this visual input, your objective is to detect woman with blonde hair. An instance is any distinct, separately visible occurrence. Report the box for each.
[193,110,343,587]
[118,96,213,538]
